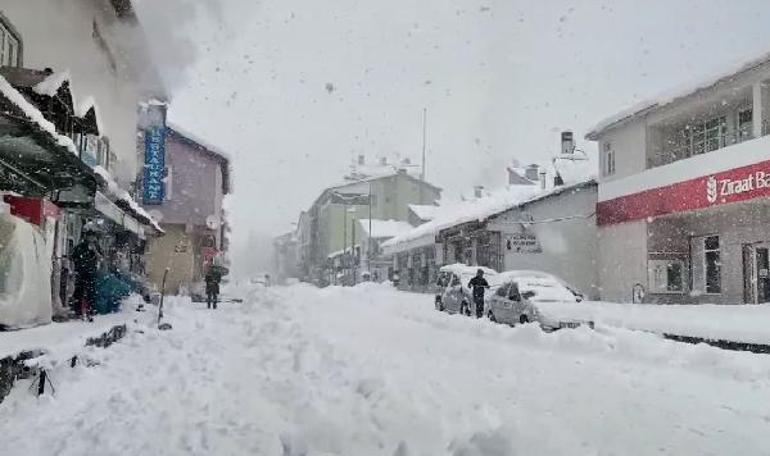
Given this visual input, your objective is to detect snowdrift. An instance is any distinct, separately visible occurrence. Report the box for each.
[0,214,52,329]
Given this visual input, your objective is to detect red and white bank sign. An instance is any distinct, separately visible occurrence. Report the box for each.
[597,159,770,225]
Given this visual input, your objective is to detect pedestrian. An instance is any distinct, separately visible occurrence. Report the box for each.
[205,262,224,309]
[467,268,490,318]
[71,231,101,321]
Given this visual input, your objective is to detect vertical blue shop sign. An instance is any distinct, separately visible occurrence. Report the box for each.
[143,126,166,204]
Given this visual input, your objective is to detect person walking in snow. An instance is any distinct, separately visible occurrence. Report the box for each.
[467,269,490,318]
[71,231,101,321]
[205,262,225,309]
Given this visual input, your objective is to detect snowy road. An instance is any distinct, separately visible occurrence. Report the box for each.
[2,283,770,455]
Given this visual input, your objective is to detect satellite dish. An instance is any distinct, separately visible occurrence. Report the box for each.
[205,215,220,230]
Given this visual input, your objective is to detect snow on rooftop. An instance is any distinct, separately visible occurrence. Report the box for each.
[586,49,770,138]
[382,185,542,253]
[32,70,70,97]
[408,204,440,221]
[0,74,78,155]
[168,122,232,162]
[357,219,414,239]
[382,158,597,255]
[93,165,164,234]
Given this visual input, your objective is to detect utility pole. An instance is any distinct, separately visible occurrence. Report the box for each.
[421,107,427,181]
[351,216,356,285]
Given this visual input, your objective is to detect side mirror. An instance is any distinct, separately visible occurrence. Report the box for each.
[521,290,536,300]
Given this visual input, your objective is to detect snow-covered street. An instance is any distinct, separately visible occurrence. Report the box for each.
[2,283,770,455]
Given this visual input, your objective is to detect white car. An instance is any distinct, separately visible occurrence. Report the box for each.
[434,264,497,315]
[486,270,593,330]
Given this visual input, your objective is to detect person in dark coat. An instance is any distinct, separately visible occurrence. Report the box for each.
[467,269,490,318]
[205,264,224,309]
[71,232,101,321]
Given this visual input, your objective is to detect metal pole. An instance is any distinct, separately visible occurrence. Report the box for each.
[351,216,356,285]
[343,203,347,285]
[421,107,427,181]
[368,181,372,278]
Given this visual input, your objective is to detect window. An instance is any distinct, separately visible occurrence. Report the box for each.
[603,142,616,176]
[737,107,753,142]
[0,14,22,67]
[648,259,684,293]
[704,236,721,294]
[691,235,721,294]
[677,116,727,157]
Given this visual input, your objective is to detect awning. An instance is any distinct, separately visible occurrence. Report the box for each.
[0,71,96,199]
[94,191,146,239]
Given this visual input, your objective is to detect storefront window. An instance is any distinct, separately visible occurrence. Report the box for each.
[704,235,721,294]
[648,259,684,293]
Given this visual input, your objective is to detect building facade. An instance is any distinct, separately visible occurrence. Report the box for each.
[587,54,770,304]
[0,1,165,327]
[300,169,441,284]
[140,125,231,295]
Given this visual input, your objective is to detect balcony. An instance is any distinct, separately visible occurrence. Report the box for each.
[646,80,770,170]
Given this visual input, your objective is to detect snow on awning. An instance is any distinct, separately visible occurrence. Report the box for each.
[357,219,414,239]
[93,166,164,235]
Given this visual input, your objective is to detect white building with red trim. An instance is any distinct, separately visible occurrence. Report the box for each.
[587,52,770,304]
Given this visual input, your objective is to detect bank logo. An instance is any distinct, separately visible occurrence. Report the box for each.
[706,175,718,204]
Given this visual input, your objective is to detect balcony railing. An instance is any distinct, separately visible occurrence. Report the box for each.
[655,120,770,168]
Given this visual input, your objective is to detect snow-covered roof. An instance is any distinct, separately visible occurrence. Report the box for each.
[408,204,441,221]
[166,123,233,194]
[382,185,542,253]
[382,158,597,255]
[167,122,232,162]
[93,166,164,234]
[32,70,71,97]
[0,74,79,155]
[357,219,414,239]
[586,50,770,139]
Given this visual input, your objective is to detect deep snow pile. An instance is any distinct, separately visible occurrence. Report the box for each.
[537,300,770,344]
[2,283,770,455]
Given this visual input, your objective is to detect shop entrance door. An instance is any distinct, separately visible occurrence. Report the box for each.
[745,243,770,304]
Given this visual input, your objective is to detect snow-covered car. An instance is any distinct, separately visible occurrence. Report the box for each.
[486,270,593,330]
[434,264,497,315]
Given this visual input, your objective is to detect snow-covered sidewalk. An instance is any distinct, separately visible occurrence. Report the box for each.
[2,283,770,455]
[0,295,144,361]
[537,300,770,345]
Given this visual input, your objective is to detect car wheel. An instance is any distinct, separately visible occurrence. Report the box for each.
[519,314,529,324]
[488,310,497,323]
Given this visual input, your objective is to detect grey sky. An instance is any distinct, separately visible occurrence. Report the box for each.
[137,0,770,271]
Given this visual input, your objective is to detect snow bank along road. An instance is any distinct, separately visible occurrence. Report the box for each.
[2,283,770,455]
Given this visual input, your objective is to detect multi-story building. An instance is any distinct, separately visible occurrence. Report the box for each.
[0,2,165,327]
[140,124,231,295]
[299,160,441,285]
[587,52,770,304]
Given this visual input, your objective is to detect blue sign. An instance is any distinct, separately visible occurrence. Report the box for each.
[143,126,166,204]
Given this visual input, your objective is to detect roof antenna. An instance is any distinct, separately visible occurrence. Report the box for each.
[421,107,427,181]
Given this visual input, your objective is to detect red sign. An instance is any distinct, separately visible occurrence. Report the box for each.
[4,195,59,226]
[598,159,770,225]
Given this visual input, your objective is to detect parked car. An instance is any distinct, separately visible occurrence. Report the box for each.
[486,270,593,330]
[434,264,497,315]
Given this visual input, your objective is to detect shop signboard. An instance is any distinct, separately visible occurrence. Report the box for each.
[598,158,770,225]
[143,126,166,205]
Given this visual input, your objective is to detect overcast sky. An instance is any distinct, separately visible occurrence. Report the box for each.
[136,0,770,273]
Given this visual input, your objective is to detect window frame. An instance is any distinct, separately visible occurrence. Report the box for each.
[703,235,721,294]
[0,12,23,67]
[602,142,616,177]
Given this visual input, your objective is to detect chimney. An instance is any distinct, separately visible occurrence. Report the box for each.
[561,131,574,155]
[358,154,365,165]
[524,164,540,181]
[539,170,547,189]
[474,185,484,198]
